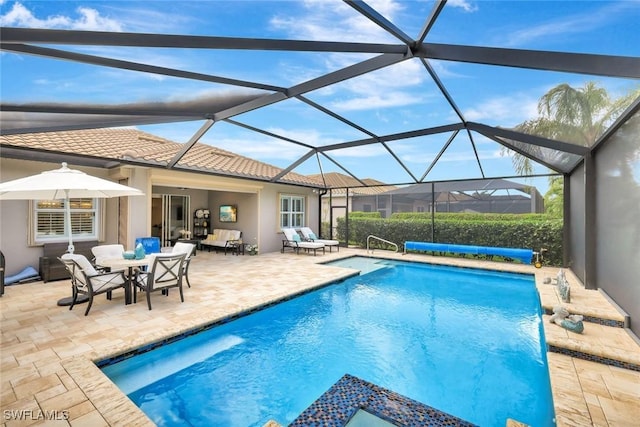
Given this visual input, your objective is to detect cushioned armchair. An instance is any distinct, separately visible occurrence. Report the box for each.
[59,253,129,316]
[134,253,186,310]
[170,242,196,287]
[91,244,125,271]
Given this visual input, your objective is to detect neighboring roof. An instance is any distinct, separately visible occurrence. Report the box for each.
[0,128,322,187]
[309,172,397,196]
[384,179,535,197]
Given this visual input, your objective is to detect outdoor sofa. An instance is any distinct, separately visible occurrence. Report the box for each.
[199,229,242,254]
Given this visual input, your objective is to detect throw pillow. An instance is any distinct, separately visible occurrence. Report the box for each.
[292,233,301,242]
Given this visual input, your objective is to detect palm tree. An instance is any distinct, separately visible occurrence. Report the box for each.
[503,82,639,212]
[543,175,564,217]
[515,82,636,148]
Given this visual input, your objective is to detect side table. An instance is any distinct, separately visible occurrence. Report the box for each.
[227,240,244,255]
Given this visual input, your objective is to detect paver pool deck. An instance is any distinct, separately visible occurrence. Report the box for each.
[2,248,639,426]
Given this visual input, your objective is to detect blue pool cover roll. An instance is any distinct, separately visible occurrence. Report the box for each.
[404,241,533,264]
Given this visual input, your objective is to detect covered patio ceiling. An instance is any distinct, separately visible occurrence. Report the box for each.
[1,0,638,189]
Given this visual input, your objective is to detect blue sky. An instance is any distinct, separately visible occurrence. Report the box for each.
[1,0,638,194]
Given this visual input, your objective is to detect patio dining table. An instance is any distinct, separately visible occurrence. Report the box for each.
[99,256,150,305]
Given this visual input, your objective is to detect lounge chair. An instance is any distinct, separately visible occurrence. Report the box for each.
[300,227,340,252]
[281,228,325,256]
[134,253,186,310]
[59,253,129,316]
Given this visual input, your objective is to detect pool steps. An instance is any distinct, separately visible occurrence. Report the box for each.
[538,276,640,373]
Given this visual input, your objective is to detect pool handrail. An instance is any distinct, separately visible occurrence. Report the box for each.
[366,235,399,253]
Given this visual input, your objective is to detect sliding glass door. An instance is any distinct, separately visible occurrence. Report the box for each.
[159,194,190,247]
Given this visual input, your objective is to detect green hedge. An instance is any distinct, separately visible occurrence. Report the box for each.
[336,215,563,266]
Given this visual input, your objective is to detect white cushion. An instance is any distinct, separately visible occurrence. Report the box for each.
[91,273,126,292]
[173,242,195,258]
[282,228,295,241]
[62,253,98,277]
[92,244,125,265]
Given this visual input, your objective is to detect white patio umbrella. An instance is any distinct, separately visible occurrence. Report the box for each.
[0,162,144,254]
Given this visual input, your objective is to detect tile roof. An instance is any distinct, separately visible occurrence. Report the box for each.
[0,128,322,186]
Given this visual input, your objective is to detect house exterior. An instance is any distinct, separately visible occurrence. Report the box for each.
[0,128,323,277]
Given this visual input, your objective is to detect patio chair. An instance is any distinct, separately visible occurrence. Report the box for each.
[59,253,129,316]
[170,242,196,287]
[91,244,125,271]
[300,227,340,252]
[281,228,325,256]
[133,253,186,310]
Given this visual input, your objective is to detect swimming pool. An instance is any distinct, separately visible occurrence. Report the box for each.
[101,258,554,426]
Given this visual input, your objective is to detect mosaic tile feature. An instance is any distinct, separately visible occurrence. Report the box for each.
[542,308,625,328]
[289,374,477,427]
[548,345,640,372]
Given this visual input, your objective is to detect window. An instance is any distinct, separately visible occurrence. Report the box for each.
[280,194,305,228]
[34,198,99,243]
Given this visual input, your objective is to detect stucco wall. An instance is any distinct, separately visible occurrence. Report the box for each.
[0,159,126,276]
[257,184,318,254]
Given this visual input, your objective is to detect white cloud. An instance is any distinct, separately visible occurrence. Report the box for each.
[447,0,478,13]
[331,91,424,111]
[401,148,502,165]
[325,144,388,158]
[502,2,635,47]
[0,2,123,31]
[270,0,429,112]
[325,59,430,112]
[463,95,538,125]
[271,0,401,43]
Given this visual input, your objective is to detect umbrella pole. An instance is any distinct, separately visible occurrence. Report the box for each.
[65,190,75,254]
[58,190,87,306]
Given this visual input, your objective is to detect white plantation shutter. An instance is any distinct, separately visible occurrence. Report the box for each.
[34,198,98,242]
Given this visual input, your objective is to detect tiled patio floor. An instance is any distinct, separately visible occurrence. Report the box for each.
[1,248,639,426]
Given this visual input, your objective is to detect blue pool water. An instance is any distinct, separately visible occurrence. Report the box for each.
[101,259,555,427]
